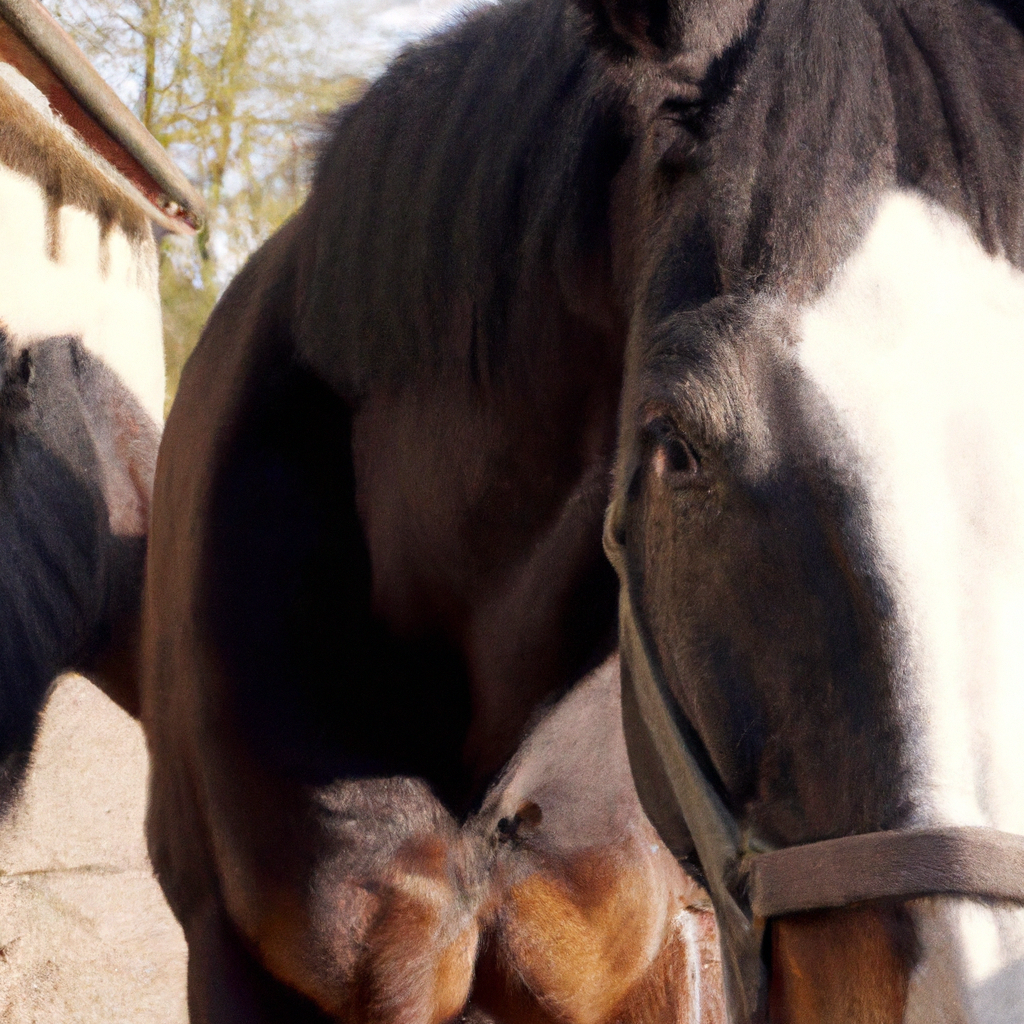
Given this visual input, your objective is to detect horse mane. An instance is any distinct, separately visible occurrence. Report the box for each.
[293,0,1024,400]
[699,0,1024,296]
[0,331,151,812]
[295,0,630,403]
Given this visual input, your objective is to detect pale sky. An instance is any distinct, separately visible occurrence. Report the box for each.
[320,0,492,78]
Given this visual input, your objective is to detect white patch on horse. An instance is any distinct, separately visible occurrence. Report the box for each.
[796,190,1024,1017]
[0,143,164,423]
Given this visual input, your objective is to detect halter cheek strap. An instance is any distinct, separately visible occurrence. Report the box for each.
[608,513,769,1024]
[605,507,1024,1024]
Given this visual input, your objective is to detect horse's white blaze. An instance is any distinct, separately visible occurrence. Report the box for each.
[797,190,1024,1018]
[0,64,164,424]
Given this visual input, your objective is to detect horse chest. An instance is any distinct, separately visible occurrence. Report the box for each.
[351,365,620,630]
[350,365,622,783]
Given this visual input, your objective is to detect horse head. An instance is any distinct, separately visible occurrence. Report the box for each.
[586,0,1024,1018]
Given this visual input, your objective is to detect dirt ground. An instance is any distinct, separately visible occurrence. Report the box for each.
[0,675,187,1023]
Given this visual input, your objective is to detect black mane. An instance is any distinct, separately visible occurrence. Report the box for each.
[299,0,1024,402]
[298,0,630,400]
[698,0,1024,298]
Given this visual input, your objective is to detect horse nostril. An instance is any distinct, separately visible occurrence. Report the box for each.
[495,801,543,844]
[515,801,542,826]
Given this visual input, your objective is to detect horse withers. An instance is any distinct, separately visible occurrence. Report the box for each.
[142,0,1024,1018]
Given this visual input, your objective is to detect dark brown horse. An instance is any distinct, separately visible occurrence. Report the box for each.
[143,7,630,1017]
[142,0,1024,1018]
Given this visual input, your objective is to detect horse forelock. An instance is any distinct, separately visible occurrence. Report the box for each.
[607,0,1024,323]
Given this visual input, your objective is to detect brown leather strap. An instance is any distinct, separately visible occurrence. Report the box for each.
[605,506,768,1024]
[748,826,1024,918]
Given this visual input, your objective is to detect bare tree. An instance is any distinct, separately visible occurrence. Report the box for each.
[53,0,364,405]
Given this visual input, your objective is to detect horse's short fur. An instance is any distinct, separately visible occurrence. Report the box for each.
[470,657,722,1024]
[144,0,1024,1018]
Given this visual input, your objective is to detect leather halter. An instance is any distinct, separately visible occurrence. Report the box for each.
[604,510,1024,1024]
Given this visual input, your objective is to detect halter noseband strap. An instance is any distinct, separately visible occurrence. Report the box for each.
[606,511,1024,1024]
[750,825,1024,918]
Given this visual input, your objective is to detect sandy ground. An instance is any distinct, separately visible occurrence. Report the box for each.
[0,675,187,1023]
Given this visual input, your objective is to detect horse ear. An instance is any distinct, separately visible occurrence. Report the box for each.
[575,0,754,62]
[576,0,678,57]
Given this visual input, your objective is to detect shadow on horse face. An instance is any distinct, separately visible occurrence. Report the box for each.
[612,300,909,845]
[610,303,921,1017]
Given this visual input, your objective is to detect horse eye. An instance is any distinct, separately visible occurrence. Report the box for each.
[644,416,703,485]
[655,97,707,170]
[656,436,701,480]
[660,135,702,170]
[661,97,705,130]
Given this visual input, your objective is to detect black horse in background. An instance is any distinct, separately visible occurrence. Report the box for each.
[142,0,1024,1018]
[0,330,157,811]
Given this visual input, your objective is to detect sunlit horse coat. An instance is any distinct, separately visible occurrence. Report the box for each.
[143,0,1024,1019]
